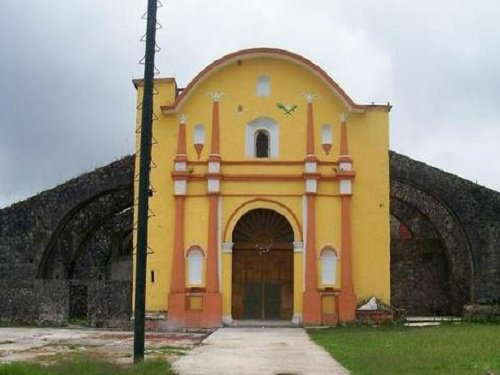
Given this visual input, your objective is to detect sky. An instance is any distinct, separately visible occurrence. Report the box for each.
[1,0,499,208]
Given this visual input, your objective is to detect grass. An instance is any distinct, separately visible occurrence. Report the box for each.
[309,323,500,375]
[0,359,173,375]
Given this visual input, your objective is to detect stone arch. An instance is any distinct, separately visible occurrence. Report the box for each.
[390,179,474,315]
[37,187,132,279]
[68,207,133,280]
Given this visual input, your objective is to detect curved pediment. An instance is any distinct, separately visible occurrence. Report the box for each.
[161,48,385,114]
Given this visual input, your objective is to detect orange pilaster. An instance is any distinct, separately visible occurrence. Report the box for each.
[303,194,322,325]
[210,101,220,155]
[169,196,185,292]
[306,102,315,156]
[167,195,187,327]
[202,194,222,325]
[340,116,349,157]
[338,195,357,322]
[176,121,187,156]
[206,194,220,293]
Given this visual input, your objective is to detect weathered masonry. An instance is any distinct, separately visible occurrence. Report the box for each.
[1,151,499,326]
[390,152,500,316]
[0,157,134,327]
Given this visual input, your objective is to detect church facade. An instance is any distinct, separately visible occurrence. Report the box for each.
[133,48,391,327]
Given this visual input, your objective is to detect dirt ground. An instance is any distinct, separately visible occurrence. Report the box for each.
[0,326,209,365]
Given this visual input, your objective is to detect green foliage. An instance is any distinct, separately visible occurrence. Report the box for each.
[0,359,172,375]
[0,363,48,375]
[276,103,298,115]
[309,323,500,375]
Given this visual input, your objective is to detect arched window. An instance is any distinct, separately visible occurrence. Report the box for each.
[245,117,279,158]
[255,130,270,158]
[257,75,271,97]
[320,248,338,286]
[187,247,204,286]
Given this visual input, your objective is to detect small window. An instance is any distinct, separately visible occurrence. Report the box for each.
[322,124,332,145]
[257,75,271,97]
[187,247,204,286]
[245,117,278,158]
[321,248,338,286]
[255,130,270,158]
[194,124,205,145]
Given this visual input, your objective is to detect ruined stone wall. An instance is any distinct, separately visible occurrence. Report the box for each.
[390,209,455,315]
[1,152,499,323]
[390,151,500,314]
[0,156,134,325]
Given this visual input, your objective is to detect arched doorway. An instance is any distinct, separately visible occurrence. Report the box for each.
[231,208,294,320]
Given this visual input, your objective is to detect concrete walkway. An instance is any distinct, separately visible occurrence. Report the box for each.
[173,327,350,375]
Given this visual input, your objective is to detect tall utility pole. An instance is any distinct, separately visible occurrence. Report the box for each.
[134,0,158,363]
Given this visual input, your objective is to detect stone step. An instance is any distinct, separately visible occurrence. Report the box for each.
[405,316,462,326]
[229,319,296,328]
[406,316,462,322]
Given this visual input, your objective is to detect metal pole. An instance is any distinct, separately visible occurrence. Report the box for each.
[134,0,158,363]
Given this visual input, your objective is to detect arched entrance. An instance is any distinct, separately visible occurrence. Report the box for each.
[231,208,294,320]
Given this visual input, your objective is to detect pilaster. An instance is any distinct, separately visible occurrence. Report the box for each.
[337,112,357,322]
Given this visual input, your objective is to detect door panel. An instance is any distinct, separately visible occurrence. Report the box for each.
[232,248,293,320]
[243,282,262,319]
[264,283,281,319]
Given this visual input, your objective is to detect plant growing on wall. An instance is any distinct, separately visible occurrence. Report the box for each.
[276,103,298,115]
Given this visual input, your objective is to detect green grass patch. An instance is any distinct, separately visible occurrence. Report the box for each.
[0,358,173,375]
[309,323,500,375]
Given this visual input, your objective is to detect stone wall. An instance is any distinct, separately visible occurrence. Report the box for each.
[390,151,500,315]
[0,156,134,326]
[1,151,499,323]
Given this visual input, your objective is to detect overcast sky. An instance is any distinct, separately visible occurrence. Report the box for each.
[1,0,499,208]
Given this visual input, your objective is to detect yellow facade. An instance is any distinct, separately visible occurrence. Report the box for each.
[133,48,390,327]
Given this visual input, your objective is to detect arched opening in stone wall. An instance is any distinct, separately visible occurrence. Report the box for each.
[390,181,473,316]
[390,213,454,315]
[36,189,133,324]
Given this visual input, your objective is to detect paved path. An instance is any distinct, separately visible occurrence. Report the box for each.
[173,327,350,375]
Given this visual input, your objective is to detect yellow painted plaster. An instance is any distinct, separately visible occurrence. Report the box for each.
[133,52,390,316]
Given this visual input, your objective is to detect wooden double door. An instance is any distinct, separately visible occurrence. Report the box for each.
[232,248,293,320]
